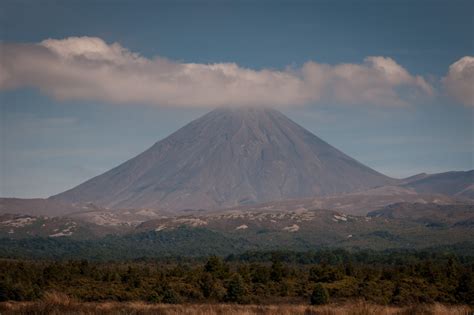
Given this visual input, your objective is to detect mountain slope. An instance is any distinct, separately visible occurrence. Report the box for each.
[51,108,394,211]
[368,202,474,227]
[402,170,474,199]
[0,198,96,217]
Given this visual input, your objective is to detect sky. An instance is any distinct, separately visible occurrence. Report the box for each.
[0,0,473,198]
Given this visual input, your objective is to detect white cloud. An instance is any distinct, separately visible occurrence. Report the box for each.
[0,36,434,107]
[40,37,145,64]
[443,56,474,107]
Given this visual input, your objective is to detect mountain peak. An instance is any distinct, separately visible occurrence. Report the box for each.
[198,107,284,127]
[210,106,278,112]
[51,108,394,211]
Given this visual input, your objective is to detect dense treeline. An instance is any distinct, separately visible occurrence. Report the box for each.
[1,250,473,305]
[228,248,474,265]
[0,229,249,260]
[1,229,474,260]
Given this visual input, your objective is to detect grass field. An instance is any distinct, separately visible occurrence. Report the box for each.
[0,292,472,315]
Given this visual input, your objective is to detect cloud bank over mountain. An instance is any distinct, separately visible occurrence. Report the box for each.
[1,36,470,108]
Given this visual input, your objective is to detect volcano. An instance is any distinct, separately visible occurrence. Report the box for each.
[51,108,394,211]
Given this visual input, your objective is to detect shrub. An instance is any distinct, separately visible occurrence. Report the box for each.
[162,287,181,304]
[310,283,329,305]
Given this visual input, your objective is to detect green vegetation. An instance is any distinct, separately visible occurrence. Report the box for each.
[311,283,329,305]
[0,250,473,306]
[1,226,474,261]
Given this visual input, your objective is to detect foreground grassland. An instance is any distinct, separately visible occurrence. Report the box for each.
[0,294,472,315]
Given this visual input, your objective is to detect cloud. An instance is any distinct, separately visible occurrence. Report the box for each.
[0,36,434,107]
[443,56,474,107]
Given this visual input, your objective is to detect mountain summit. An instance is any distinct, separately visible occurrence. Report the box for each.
[51,108,394,210]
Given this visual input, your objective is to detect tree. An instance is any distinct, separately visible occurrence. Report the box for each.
[391,282,403,305]
[225,273,247,303]
[310,283,329,305]
[456,268,474,304]
[0,280,11,301]
[162,287,181,304]
[147,291,161,303]
[205,256,227,278]
[345,261,355,277]
[199,272,216,298]
[270,260,285,282]
[251,264,270,284]
[309,264,342,283]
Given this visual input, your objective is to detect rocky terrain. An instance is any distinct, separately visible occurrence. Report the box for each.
[1,201,473,257]
[368,202,474,227]
[0,213,126,240]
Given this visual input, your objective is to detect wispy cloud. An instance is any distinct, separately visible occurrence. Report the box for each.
[1,36,434,107]
[443,56,474,107]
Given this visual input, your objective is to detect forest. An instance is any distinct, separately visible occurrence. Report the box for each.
[1,249,473,307]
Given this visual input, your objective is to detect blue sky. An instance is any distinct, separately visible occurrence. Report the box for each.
[1,0,473,198]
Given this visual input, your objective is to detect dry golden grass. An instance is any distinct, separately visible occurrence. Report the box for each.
[0,292,472,315]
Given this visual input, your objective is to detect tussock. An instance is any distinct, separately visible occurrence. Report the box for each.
[0,299,472,315]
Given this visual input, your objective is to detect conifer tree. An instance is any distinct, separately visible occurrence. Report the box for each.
[310,283,329,305]
[225,273,247,303]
